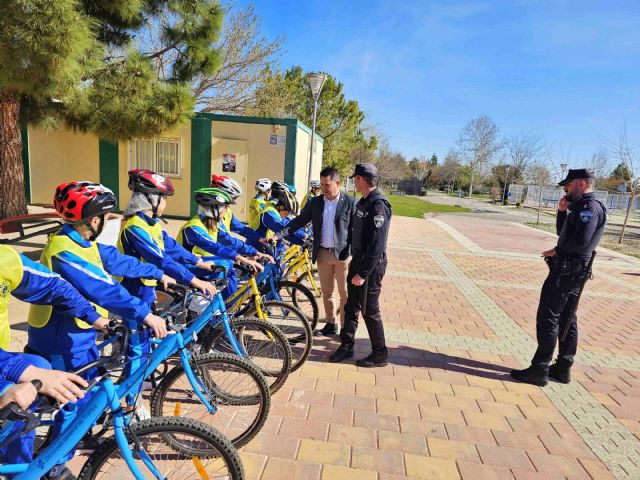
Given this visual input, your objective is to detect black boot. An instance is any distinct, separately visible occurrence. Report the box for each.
[329,344,354,363]
[510,365,548,387]
[549,358,572,384]
[356,349,389,368]
[314,322,338,337]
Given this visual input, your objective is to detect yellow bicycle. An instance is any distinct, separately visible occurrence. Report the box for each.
[282,244,322,299]
[225,267,313,371]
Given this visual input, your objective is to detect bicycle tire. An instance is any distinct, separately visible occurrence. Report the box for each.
[276,280,319,330]
[295,269,322,299]
[149,352,270,448]
[77,416,244,479]
[244,300,312,371]
[199,317,292,395]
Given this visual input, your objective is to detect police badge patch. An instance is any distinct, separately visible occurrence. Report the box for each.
[374,215,385,228]
[580,210,593,223]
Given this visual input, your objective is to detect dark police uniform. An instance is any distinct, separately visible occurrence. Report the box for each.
[339,166,392,363]
[512,168,607,386]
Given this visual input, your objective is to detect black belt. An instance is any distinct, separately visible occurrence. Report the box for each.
[319,246,334,251]
[546,256,589,274]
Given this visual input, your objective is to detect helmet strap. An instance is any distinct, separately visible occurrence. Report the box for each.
[86,215,105,241]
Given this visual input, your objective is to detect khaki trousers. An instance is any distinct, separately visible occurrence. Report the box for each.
[316,248,349,327]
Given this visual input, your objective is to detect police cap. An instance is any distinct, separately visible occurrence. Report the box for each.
[558,168,595,186]
[350,163,379,179]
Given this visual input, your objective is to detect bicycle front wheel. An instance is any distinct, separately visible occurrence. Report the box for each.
[150,352,270,448]
[77,416,244,479]
[246,300,312,371]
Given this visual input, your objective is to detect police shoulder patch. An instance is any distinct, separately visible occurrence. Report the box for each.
[579,210,593,223]
[374,215,385,228]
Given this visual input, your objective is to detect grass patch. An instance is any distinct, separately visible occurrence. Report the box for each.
[523,221,640,259]
[387,194,471,218]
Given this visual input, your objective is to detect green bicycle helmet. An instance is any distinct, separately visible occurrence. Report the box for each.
[194,187,235,207]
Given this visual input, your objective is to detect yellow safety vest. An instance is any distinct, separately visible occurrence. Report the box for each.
[221,208,233,232]
[300,191,317,210]
[0,246,25,349]
[177,216,219,257]
[248,196,267,230]
[118,215,165,287]
[28,235,107,330]
[260,203,279,239]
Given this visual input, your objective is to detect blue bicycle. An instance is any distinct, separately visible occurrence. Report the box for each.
[0,323,244,479]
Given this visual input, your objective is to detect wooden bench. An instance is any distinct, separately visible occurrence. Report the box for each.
[0,212,63,244]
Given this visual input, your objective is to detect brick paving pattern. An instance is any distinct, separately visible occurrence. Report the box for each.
[7,213,640,478]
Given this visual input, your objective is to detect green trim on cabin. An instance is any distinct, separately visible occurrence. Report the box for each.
[20,124,31,202]
[284,124,297,185]
[295,120,325,143]
[193,112,324,143]
[190,117,213,216]
[99,140,119,200]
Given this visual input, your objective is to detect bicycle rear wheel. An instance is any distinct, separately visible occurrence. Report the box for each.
[200,317,292,395]
[245,300,312,371]
[150,352,270,448]
[77,416,243,479]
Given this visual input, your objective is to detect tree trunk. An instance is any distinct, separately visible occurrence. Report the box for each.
[0,89,27,219]
[468,174,473,197]
[618,192,635,244]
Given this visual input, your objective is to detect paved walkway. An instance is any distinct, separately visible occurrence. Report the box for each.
[236,214,640,480]
[7,213,640,479]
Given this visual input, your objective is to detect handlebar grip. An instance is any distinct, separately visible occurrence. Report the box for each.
[31,380,42,391]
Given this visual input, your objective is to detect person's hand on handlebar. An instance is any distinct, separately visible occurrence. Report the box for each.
[160,274,176,290]
[191,277,217,297]
[236,256,263,272]
[0,383,38,410]
[19,366,88,405]
[92,317,110,332]
[143,312,168,339]
[254,252,274,263]
[195,260,216,271]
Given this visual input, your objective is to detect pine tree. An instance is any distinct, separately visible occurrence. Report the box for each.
[0,0,223,218]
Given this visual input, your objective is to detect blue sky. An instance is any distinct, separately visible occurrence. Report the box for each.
[240,0,640,172]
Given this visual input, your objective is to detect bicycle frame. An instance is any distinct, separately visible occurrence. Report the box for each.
[0,295,236,479]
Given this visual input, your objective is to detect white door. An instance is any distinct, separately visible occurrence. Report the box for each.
[212,138,248,221]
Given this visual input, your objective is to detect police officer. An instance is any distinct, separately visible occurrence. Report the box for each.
[511,168,607,386]
[329,163,392,367]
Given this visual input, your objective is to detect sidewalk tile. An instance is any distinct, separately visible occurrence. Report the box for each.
[400,418,448,438]
[377,398,422,418]
[261,458,322,480]
[492,429,546,452]
[527,451,591,477]
[315,378,356,395]
[351,446,405,475]
[396,387,438,406]
[297,439,350,466]
[379,430,428,455]
[414,378,455,395]
[328,424,377,448]
[476,444,534,470]
[338,369,376,385]
[452,384,493,401]
[354,410,401,432]
[333,393,377,411]
[457,460,512,480]
[356,383,398,400]
[321,465,377,480]
[308,404,353,426]
[428,437,480,462]
[420,406,466,425]
[404,453,461,479]
[244,432,299,459]
[445,423,496,446]
[278,417,330,441]
[238,452,267,480]
[289,388,334,406]
[464,412,512,431]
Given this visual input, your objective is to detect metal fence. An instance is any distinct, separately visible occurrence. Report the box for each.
[511,184,640,212]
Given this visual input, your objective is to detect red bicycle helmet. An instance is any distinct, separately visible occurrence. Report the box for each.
[54,182,117,222]
[128,169,175,196]
[211,174,243,198]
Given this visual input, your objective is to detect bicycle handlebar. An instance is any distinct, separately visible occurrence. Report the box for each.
[0,380,43,425]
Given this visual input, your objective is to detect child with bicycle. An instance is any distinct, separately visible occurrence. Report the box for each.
[177,187,267,298]
[26,181,172,477]
[0,245,100,476]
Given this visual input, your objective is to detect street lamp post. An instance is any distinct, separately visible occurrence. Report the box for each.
[560,163,568,181]
[502,165,511,205]
[306,72,327,188]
